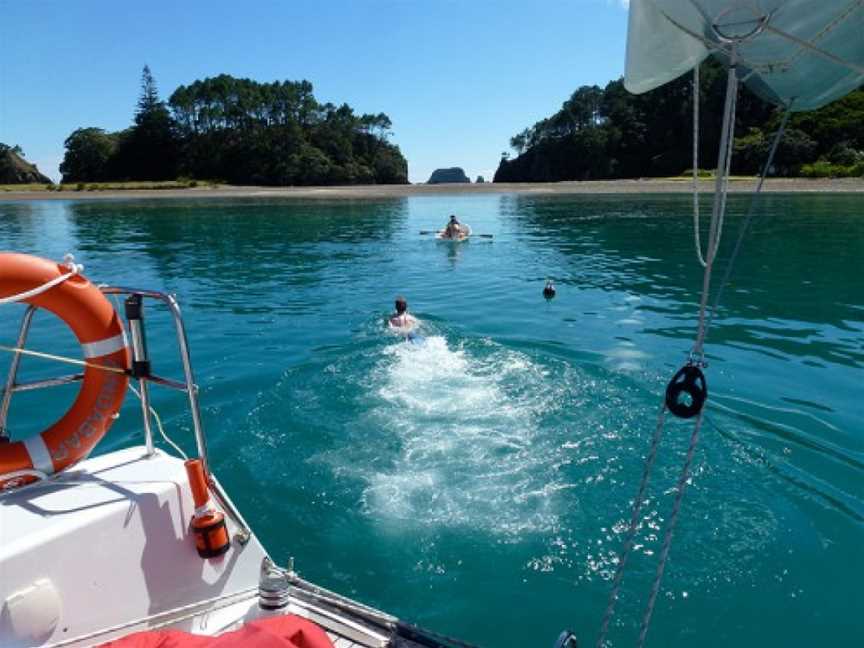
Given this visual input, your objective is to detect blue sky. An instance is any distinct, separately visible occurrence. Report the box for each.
[0,0,630,183]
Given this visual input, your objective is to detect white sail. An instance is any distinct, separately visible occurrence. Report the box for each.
[625,0,864,111]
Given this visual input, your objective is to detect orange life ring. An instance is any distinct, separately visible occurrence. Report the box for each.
[0,253,130,488]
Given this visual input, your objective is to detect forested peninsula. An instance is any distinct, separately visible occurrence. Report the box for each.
[495,61,864,182]
[60,67,408,186]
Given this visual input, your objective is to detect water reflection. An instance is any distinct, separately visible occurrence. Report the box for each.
[438,237,466,267]
[0,201,80,259]
[66,199,409,315]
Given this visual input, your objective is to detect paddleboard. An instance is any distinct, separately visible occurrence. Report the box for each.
[435,225,471,241]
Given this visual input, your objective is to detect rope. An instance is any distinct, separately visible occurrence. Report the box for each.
[596,55,744,648]
[636,413,704,648]
[0,344,127,374]
[0,468,48,490]
[0,254,83,305]
[127,383,189,461]
[633,59,738,645]
[704,104,794,338]
[692,57,739,361]
[595,405,667,648]
[692,65,707,268]
[711,81,738,263]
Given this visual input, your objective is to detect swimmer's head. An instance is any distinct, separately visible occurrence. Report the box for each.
[449,214,458,223]
[395,296,407,314]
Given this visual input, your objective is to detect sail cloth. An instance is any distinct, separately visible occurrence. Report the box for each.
[625,0,864,111]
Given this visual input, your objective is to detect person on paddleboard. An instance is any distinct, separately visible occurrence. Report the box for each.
[388,295,418,330]
[441,214,467,240]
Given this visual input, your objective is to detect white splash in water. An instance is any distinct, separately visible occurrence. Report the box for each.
[354,336,573,536]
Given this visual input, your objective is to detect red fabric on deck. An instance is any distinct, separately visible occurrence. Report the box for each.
[100,614,334,648]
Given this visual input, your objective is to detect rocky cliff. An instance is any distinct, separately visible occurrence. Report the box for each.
[0,145,52,184]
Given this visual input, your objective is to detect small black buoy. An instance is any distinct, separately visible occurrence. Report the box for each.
[543,279,556,300]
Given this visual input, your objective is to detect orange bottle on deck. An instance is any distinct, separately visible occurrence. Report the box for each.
[184,459,230,558]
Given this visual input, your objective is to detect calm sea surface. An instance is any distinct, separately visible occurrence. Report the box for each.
[1,194,862,646]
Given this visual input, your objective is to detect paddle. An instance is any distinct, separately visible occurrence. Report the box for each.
[419,230,493,238]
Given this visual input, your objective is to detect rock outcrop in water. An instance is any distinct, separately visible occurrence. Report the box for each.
[427,167,470,184]
[0,144,52,184]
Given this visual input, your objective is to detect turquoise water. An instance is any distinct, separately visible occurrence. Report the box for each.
[1,194,862,647]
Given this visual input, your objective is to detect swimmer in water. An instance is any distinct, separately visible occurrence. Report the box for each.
[388,295,418,330]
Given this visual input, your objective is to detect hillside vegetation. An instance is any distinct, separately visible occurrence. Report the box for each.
[495,61,864,182]
[60,67,408,186]
[0,144,51,184]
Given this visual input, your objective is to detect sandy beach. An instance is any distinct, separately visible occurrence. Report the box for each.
[1,178,863,201]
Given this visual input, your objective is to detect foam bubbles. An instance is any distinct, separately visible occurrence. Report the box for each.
[356,335,572,536]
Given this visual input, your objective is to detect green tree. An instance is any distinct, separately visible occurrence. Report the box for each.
[59,128,118,182]
[0,143,24,157]
[167,73,407,185]
[113,65,179,180]
[60,70,408,186]
[497,58,864,182]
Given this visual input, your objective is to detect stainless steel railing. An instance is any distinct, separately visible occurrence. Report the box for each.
[0,287,250,541]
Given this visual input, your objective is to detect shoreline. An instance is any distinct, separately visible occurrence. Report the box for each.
[2,178,863,201]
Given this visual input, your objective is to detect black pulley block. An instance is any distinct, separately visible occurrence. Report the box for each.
[665,364,707,419]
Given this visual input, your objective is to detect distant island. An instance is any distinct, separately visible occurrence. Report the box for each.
[428,167,470,184]
[0,144,51,184]
[495,60,864,182]
[59,67,408,187]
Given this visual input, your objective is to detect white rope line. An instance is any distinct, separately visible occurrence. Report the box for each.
[0,468,48,490]
[0,344,127,374]
[0,358,189,461]
[636,413,704,648]
[127,382,189,461]
[710,75,738,263]
[596,405,668,648]
[692,56,739,360]
[598,56,745,647]
[0,254,83,305]
[692,65,707,268]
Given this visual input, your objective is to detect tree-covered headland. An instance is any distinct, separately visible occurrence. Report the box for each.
[0,143,52,184]
[60,67,408,186]
[495,61,864,182]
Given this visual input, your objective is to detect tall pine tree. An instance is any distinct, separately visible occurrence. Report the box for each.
[113,65,179,180]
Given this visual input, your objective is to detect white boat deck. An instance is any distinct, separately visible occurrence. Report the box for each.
[0,446,393,648]
[328,634,363,648]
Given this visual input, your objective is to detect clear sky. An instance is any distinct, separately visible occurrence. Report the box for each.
[0,0,630,183]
